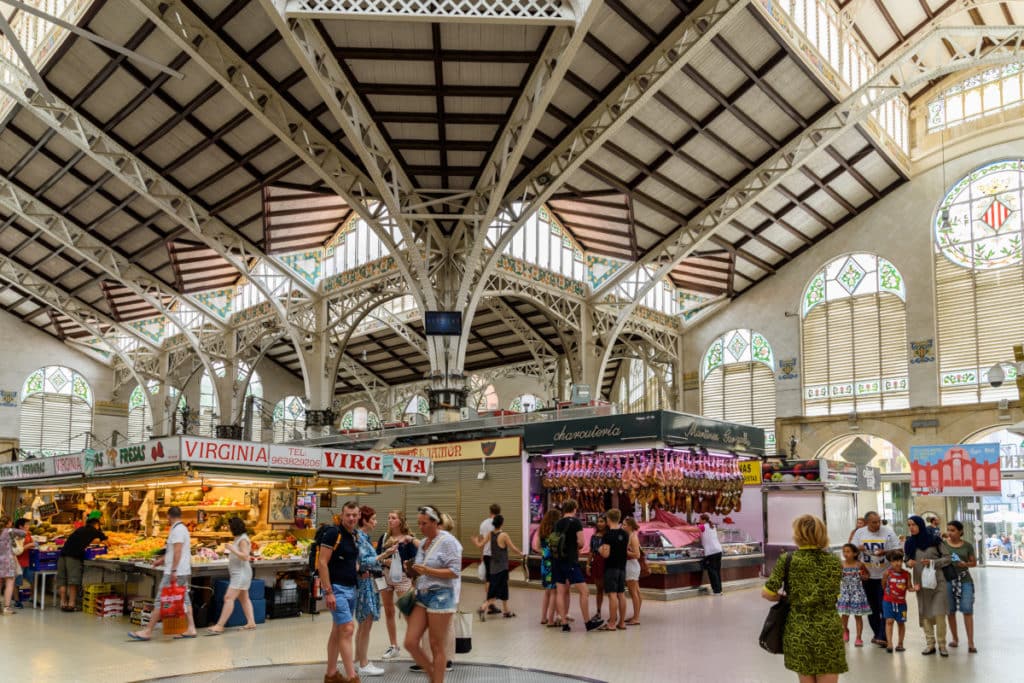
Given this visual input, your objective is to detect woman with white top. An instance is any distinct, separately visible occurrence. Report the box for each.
[404,505,463,683]
[683,513,724,596]
[208,516,255,633]
[622,517,643,625]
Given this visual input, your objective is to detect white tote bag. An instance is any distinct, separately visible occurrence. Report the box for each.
[920,564,937,590]
[454,611,473,654]
[477,561,487,581]
[390,547,404,583]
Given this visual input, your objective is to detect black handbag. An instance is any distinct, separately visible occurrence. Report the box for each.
[941,564,958,582]
[759,552,792,655]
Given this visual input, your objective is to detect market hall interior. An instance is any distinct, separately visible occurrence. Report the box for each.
[2,0,1024,681]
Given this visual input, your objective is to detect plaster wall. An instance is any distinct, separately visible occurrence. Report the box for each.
[684,138,1024,420]
[0,307,124,448]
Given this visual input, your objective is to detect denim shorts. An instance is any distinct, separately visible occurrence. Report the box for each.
[882,600,907,623]
[416,585,456,614]
[552,561,585,585]
[603,567,626,594]
[947,581,975,615]
[330,583,357,625]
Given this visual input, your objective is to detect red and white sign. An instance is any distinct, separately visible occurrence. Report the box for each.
[323,449,429,478]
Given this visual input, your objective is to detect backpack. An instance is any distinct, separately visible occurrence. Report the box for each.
[546,521,573,561]
[309,524,341,574]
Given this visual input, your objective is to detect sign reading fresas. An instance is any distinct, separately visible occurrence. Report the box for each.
[384,436,521,463]
[92,440,172,473]
[909,443,1001,495]
[738,460,762,486]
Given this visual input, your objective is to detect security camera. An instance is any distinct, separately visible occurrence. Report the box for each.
[987,363,1005,388]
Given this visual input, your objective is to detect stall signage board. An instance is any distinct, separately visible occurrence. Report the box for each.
[322,449,428,478]
[36,502,57,518]
[0,458,54,481]
[523,412,661,451]
[385,436,520,462]
[661,413,765,457]
[53,453,84,476]
[909,443,1001,495]
[738,460,763,486]
[92,440,174,474]
[856,464,881,491]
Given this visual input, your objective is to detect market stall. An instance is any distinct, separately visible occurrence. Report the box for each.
[522,410,766,595]
[2,436,427,617]
[762,458,881,571]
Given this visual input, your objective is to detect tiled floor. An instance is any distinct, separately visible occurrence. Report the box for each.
[2,567,1017,683]
[151,663,600,682]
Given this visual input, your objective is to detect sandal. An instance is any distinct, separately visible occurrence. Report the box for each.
[948,641,958,648]
[477,608,486,622]
[624,620,640,626]
[968,647,978,654]
[238,625,256,631]
[595,624,616,631]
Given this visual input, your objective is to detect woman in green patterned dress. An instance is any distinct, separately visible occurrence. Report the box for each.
[762,515,847,682]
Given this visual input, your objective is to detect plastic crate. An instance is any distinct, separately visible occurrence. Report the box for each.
[84,546,108,560]
[214,578,264,602]
[29,549,59,571]
[265,586,300,619]
[84,583,114,595]
[212,597,266,626]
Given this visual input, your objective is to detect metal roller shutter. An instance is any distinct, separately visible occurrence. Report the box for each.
[458,459,524,556]
[356,484,408,541]
[406,462,460,539]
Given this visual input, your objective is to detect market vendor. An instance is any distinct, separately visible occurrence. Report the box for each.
[57,511,107,612]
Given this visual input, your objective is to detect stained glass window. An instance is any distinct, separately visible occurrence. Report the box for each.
[341,406,378,430]
[496,205,586,282]
[510,394,541,413]
[128,382,158,443]
[403,395,429,418]
[926,63,1024,133]
[935,160,1024,404]
[801,254,909,415]
[620,359,665,413]
[467,376,499,412]
[701,331,776,455]
[273,395,307,443]
[19,365,93,457]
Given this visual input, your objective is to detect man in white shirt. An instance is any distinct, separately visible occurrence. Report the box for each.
[850,511,899,647]
[477,503,500,614]
[129,506,196,640]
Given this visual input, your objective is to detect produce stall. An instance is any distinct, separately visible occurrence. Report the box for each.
[762,459,881,571]
[522,411,766,596]
[2,436,428,611]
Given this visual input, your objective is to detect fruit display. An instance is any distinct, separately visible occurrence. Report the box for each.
[167,490,204,506]
[761,460,821,484]
[258,541,301,560]
[193,547,222,564]
[29,522,60,536]
[103,537,165,560]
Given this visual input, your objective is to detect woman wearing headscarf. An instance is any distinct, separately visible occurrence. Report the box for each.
[905,515,951,656]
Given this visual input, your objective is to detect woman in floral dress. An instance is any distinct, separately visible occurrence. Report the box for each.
[1,515,28,614]
[354,506,384,677]
[532,509,561,626]
[763,515,846,682]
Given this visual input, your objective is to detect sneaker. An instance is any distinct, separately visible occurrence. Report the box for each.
[446,661,454,672]
[854,638,863,647]
[381,646,400,660]
[561,623,571,632]
[487,606,501,614]
[585,618,605,632]
[358,663,384,676]
[409,664,424,672]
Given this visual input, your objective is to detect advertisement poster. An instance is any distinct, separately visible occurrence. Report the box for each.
[909,443,1001,495]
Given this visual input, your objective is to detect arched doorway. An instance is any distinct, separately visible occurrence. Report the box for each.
[964,427,1023,566]
[817,434,911,536]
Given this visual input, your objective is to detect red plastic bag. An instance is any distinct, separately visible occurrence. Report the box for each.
[160,577,187,620]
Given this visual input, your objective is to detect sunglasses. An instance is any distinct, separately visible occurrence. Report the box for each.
[418,506,440,522]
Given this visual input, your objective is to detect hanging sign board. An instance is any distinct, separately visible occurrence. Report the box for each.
[384,436,521,462]
[321,449,428,479]
[36,502,58,518]
[909,443,1001,495]
[0,458,54,481]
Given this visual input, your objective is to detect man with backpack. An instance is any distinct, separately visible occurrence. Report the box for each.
[318,501,362,683]
[549,499,603,632]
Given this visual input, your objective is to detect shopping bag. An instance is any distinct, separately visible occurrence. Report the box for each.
[390,552,404,583]
[921,565,937,590]
[160,577,188,635]
[477,561,486,581]
[396,589,416,617]
[454,611,473,654]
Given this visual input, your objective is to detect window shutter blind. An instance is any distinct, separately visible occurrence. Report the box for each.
[701,362,776,456]
[19,394,92,455]
[128,403,153,443]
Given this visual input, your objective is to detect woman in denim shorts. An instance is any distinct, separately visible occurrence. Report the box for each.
[403,505,462,683]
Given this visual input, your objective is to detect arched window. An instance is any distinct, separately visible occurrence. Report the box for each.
[467,376,499,412]
[701,329,776,455]
[403,395,429,418]
[620,359,663,413]
[935,160,1024,404]
[199,362,263,439]
[927,64,1024,133]
[510,393,542,413]
[340,406,380,430]
[501,205,586,281]
[801,253,908,415]
[19,365,93,456]
[273,395,307,443]
[129,383,187,440]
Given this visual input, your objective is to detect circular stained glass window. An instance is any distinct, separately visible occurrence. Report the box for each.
[935,159,1024,270]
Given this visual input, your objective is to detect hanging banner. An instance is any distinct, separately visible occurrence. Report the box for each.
[385,436,521,462]
[909,443,1001,495]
